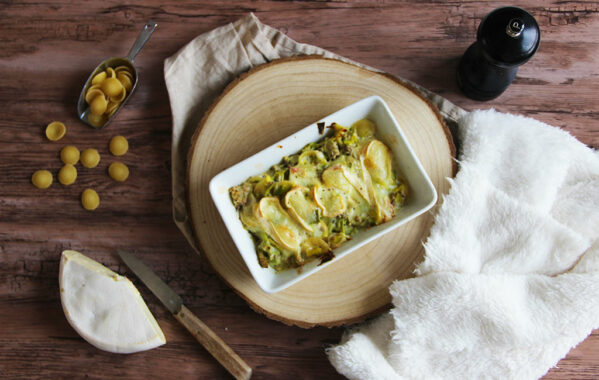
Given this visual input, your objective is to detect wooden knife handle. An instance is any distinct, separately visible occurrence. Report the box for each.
[174,304,252,380]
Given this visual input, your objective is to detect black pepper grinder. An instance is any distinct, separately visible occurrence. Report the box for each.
[457,6,540,101]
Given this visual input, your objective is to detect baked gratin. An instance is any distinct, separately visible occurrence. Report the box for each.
[229,119,408,271]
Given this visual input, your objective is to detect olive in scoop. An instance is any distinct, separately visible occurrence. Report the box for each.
[77,21,157,128]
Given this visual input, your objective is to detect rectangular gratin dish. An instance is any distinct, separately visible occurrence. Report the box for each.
[209,96,437,293]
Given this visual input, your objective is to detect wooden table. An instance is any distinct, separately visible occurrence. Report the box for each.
[2,1,598,379]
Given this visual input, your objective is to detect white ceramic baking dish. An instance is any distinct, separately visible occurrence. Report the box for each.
[209,96,437,293]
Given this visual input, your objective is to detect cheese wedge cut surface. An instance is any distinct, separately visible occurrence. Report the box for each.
[59,250,166,354]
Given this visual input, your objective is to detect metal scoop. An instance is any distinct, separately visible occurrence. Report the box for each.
[77,21,157,128]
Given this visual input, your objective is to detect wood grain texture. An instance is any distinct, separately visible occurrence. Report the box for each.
[1,1,598,379]
[174,304,252,380]
[187,56,454,327]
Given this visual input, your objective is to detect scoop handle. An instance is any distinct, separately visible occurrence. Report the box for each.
[126,21,157,62]
[174,304,252,380]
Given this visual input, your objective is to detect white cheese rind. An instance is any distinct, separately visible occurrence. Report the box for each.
[59,250,166,354]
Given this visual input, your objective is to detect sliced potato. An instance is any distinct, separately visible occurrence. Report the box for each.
[284,186,318,231]
[352,119,376,139]
[360,154,394,224]
[258,197,294,224]
[240,198,262,232]
[322,164,370,204]
[312,184,346,218]
[371,186,395,224]
[341,164,371,203]
[289,165,321,188]
[258,197,302,252]
[363,139,394,187]
[322,165,353,194]
[272,225,299,253]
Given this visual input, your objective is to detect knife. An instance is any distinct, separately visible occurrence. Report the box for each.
[117,250,252,380]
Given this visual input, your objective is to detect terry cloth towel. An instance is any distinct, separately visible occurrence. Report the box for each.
[327,110,599,380]
[163,13,599,380]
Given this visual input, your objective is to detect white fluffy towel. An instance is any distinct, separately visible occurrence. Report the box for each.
[327,109,599,380]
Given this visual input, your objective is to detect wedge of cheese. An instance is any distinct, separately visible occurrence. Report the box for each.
[59,250,166,354]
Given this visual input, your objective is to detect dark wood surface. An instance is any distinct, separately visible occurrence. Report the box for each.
[1,1,598,379]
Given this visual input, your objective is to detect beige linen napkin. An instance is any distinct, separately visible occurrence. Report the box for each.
[163,13,465,252]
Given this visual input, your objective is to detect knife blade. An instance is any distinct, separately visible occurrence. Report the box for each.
[117,250,252,380]
[118,249,182,314]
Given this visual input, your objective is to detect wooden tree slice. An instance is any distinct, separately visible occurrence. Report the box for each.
[187,57,455,328]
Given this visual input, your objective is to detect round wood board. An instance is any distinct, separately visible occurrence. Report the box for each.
[187,57,455,328]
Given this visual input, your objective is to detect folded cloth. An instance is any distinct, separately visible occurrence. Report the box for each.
[327,110,599,380]
[163,13,465,252]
